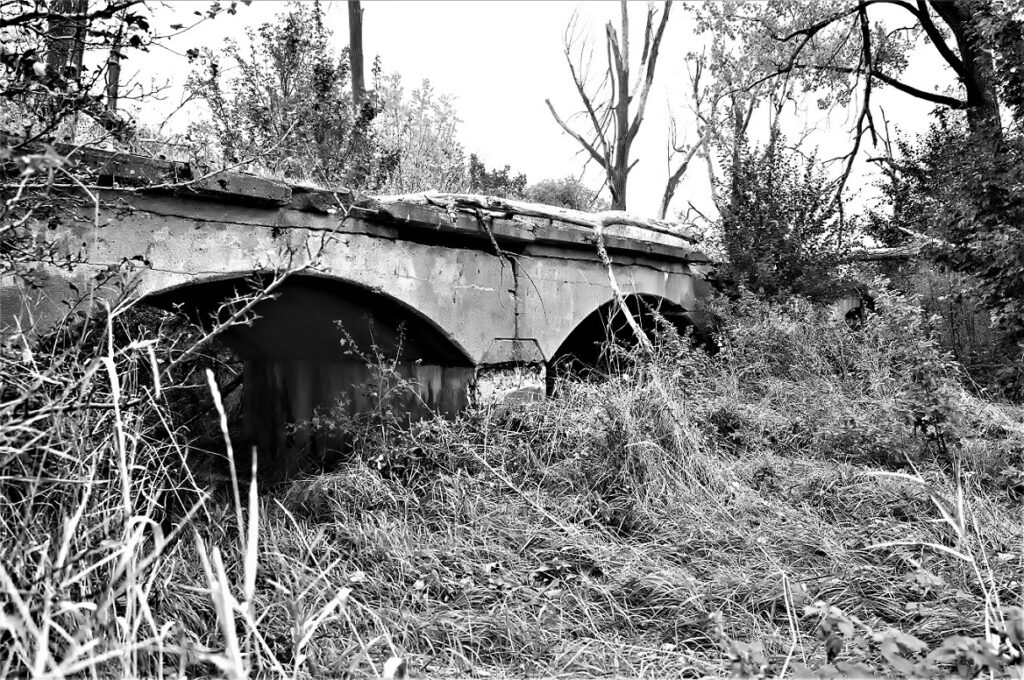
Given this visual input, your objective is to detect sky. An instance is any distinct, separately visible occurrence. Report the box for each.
[120,1,948,220]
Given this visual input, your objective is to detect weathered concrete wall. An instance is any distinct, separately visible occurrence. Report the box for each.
[2,191,709,367]
[516,243,703,361]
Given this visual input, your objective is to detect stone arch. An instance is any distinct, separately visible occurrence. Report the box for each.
[546,294,699,389]
[141,269,475,364]
[145,272,475,479]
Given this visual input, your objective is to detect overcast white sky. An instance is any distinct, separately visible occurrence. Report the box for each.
[123,1,945,219]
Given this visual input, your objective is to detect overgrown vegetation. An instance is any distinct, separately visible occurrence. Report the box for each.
[867,109,1024,397]
[187,1,386,187]
[715,127,849,301]
[2,283,1021,678]
[3,2,1024,678]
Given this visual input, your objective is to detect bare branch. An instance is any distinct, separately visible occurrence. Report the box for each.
[545,99,608,170]
[562,18,612,161]
[660,129,712,220]
[914,0,965,75]
[832,6,880,207]
[627,0,672,145]
[803,63,968,108]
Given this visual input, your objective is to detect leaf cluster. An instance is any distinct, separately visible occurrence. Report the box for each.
[523,176,609,212]
[372,74,467,194]
[871,110,1024,349]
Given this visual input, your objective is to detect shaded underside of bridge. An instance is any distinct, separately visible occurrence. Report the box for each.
[0,150,712,478]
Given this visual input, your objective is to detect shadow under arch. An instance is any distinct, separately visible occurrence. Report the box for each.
[147,273,475,480]
[546,294,703,393]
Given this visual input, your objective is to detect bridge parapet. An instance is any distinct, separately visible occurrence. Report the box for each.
[4,141,706,263]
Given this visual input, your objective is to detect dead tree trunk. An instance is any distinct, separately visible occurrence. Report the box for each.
[348,0,365,109]
[106,31,123,111]
[46,0,88,79]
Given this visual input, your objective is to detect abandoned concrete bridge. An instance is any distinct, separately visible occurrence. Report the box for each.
[1,150,710,476]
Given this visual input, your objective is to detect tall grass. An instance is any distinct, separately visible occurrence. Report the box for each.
[0,284,1021,678]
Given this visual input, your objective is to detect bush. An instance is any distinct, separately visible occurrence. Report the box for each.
[716,127,850,301]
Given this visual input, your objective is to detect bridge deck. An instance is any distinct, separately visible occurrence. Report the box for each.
[26,143,707,264]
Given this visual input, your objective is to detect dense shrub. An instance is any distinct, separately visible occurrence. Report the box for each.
[716,127,850,301]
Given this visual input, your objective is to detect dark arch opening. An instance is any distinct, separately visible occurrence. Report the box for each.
[147,274,474,480]
[842,291,876,329]
[547,294,706,393]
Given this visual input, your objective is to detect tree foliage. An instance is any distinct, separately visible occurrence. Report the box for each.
[694,0,1019,203]
[0,0,165,144]
[872,112,1024,347]
[372,74,466,194]
[700,0,1024,346]
[467,153,527,199]
[717,127,847,299]
[524,176,608,211]
[1,0,240,284]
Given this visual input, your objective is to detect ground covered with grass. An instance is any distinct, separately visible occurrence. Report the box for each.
[1,288,1022,678]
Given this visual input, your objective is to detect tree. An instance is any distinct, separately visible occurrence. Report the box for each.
[189,1,379,186]
[871,109,1024,339]
[525,176,608,211]
[696,1,1024,342]
[0,0,161,145]
[467,154,527,199]
[699,1,1020,195]
[372,74,466,194]
[717,126,847,299]
[546,1,672,211]
[347,0,365,109]
[1,1,243,284]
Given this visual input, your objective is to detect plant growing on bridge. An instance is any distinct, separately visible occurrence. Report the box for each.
[371,73,467,194]
[188,1,383,187]
[467,153,527,199]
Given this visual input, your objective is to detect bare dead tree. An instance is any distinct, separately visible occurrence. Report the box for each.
[658,57,723,219]
[546,0,673,211]
[348,0,365,109]
[45,0,89,79]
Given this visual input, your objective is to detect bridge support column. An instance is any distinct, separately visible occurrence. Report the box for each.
[474,364,546,407]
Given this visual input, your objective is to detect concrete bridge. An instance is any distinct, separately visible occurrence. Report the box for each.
[1,150,710,477]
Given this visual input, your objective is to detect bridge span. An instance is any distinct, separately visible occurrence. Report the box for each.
[1,151,710,477]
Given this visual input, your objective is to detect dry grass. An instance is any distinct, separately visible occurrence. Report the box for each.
[1,285,1022,678]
